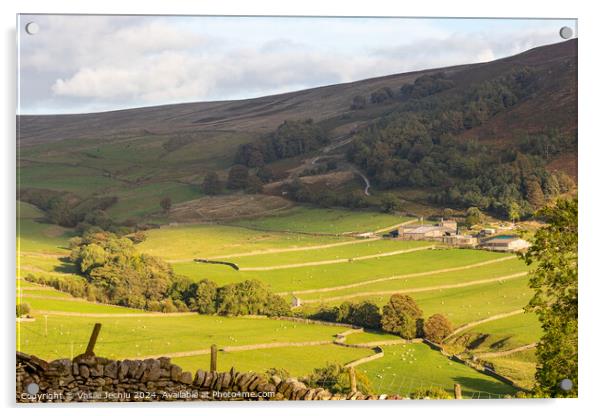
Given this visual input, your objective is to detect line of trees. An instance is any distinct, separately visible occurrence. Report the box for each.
[349,72,455,111]
[19,188,119,228]
[309,294,453,342]
[235,119,328,168]
[26,230,290,316]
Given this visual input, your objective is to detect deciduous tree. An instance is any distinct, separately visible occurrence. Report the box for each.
[160,196,172,213]
[202,172,223,195]
[523,198,577,397]
[227,165,249,190]
[381,294,423,338]
[423,314,453,343]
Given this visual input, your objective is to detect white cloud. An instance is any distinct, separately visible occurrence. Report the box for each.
[18,15,575,114]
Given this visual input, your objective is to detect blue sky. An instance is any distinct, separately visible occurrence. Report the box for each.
[17,15,576,114]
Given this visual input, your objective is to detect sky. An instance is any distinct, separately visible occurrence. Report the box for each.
[17,15,577,115]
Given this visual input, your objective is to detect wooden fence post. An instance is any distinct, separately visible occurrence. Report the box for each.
[210,344,218,372]
[85,323,102,356]
[454,383,462,399]
[349,366,357,393]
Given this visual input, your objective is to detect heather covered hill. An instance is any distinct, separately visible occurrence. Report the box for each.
[18,40,576,147]
[17,40,576,223]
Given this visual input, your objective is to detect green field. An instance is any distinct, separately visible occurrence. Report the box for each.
[484,349,537,390]
[227,239,433,268]
[172,344,373,377]
[16,197,537,396]
[232,206,411,234]
[18,295,146,314]
[172,248,513,293]
[19,130,255,197]
[137,224,346,260]
[17,292,521,397]
[17,288,72,298]
[106,182,202,220]
[18,163,122,196]
[17,202,73,254]
[18,313,345,361]
[300,257,528,302]
[357,343,517,398]
[343,331,400,345]
[305,276,533,327]
[450,312,542,353]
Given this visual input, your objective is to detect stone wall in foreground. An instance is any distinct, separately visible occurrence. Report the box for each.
[16,352,400,403]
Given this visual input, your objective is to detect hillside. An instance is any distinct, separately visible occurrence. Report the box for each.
[17,39,577,223]
[18,40,576,143]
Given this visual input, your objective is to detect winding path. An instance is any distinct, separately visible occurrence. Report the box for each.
[354,169,371,196]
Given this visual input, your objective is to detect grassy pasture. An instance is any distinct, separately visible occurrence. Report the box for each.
[19,129,257,217]
[172,344,373,377]
[17,202,72,254]
[228,239,432,268]
[138,224,345,260]
[358,343,517,397]
[17,313,345,361]
[16,279,40,288]
[232,206,411,234]
[17,201,44,219]
[451,312,542,353]
[18,163,121,196]
[343,331,400,345]
[16,198,537,395]
[18,295,145,314]
[106,182,202,220]
[305,276,533,327]
[17,288,72,298]
[172,248,512,293]
[484,349,537,390]
[160,131,259,170]
[301,257,528,302]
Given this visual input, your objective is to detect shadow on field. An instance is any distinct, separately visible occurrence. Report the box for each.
[452,376,516,396]
[54,258,78,274]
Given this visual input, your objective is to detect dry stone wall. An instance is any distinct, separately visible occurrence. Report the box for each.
[16,352,401,403]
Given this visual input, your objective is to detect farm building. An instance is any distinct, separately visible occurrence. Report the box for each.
[442,234,478,248]
[440,219,458,231]
[397,219,457,241]
[479,235,531,252]
[478,228,497,237]
[399,225,448,240]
